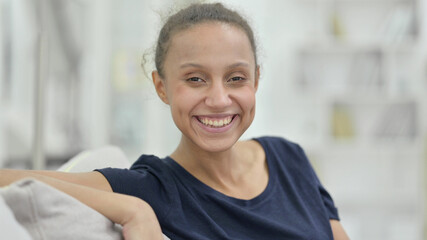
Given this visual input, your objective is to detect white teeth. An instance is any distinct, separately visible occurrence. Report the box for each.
[199,116,233,128]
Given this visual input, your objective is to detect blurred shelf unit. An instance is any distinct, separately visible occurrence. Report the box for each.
[297,43,423,96]
[329,98,420,144]
[293,0,425,238]
[302,0,419,44]
[294,0,424,140]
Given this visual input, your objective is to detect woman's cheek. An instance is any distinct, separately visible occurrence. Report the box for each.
[234,86,256,110]
[170,86,202,112]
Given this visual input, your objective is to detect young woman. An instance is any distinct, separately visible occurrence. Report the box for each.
[0,3,349,240]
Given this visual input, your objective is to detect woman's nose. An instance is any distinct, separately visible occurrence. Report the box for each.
[205,83,232,108]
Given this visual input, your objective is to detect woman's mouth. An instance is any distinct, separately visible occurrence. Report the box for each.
[195,114,238,128]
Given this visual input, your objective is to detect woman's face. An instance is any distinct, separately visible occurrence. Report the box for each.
[153,22,259,153]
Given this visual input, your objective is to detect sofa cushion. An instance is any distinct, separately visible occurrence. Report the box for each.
[0,196,32,240]
[0,178,123,240]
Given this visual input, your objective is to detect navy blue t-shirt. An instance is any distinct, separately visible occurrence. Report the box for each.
[96,137,339,239]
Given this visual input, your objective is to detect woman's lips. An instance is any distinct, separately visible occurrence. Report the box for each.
[196,115,236,128]
[194,114,238,133]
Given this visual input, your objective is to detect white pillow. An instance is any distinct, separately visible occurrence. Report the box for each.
[0,196,32,240]
[0,178,123,240]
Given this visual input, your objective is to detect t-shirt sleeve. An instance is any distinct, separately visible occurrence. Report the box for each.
[294,143,340,220]
[94,155,175,219]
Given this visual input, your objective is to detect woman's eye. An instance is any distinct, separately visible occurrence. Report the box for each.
[229,76,245,82]
[187,77,204,82]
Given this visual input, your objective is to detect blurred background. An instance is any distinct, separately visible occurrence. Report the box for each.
[0,0,426,239]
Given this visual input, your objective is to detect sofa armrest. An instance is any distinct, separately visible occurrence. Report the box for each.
[58,146,131,172]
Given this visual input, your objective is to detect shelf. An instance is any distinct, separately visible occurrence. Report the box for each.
[299,40,419,53]
[297,0,414,3]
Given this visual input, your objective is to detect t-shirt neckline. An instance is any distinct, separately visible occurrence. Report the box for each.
[164,138,275,206]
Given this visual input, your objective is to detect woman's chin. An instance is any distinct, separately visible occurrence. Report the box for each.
[196,137,238,153]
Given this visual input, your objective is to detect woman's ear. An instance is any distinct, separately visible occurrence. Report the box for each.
[254,65,260,92]
[152,71,169,104]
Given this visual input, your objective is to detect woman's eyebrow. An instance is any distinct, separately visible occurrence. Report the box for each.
[227,62,250,69]
[180,62,250,69]
[180,63,203,69]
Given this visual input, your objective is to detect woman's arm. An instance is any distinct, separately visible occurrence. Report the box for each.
[0,169,163,239]
[330,220,350,240]
[0,169,112,191]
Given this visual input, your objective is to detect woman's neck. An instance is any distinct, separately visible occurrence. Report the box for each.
[170,135,268,200]
[170,135,249,187]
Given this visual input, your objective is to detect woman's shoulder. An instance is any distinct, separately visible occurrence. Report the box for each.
[237,136,302,166]
[251,136,302,151]
[249,136,310,167]
[130,154,171,170]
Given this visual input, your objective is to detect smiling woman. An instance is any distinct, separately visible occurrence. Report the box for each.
[111,2,347,239]
[0,2,349,240]
[153,21,259,153]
